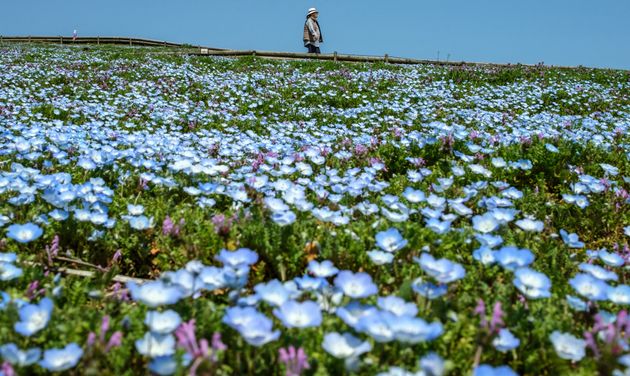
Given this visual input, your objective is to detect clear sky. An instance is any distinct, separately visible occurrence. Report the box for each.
[1,0,629,70]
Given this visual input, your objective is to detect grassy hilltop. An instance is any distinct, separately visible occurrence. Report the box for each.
[0,44,629,375]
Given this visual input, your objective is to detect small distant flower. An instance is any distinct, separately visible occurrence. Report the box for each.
[322,332,372,359]
[514,218,544,232]
[377,296,418,317]
[334,271,378,299]
[494,246,534,271]
[222,307,280,347]
[492,329,520,352]
[569,274,609,301]
[415,253,466,284]
[566,295,588,312]
[0,262,22,281]
[14,297,53,336]
[513,268,551,299]
[273,300,322,328]
[559,229,585,248]
[39,343,83,372]
[135,332,176,357]
[473,364,518,376]
[0,343,41,366]
[411,278,448,300]
[279,346,310,376]
[215,248,258,268]
[367,250,394,265]
[307,260,339,278]
[578,263,618,282]
[472,213,500,233]
[375,228,408,253]
[145,310,182,334]
[550,331,586,362]
[127,204,145,215]
[606,285,630,305]
[6,223,43,243]
[127,281,184,307]
[127,215,153,230]
[419,352,445,376]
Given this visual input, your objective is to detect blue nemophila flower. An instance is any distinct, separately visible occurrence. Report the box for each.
[578,263,618,282]
[39,343,83,372]
[402,187,425,203]
[606,284,630,305]
[475,234,503,248]
[148,355,192,376]
[196,266,227,291]
[271,210,296,226]
[307,260,339,278]
[14,297,53,336]
[273,300,322,328]
[386,314,443,343]
[126,215,153,230]
[135,332,176,357]
[549,331,586,362]
[0,262,23,281]
[473,364,518,376]
[599,163,619,176]
[367,250,394,265]
[514,218,544,232]
[559,229,585,248]
[254,279,293,307]
[513,268,551,299]
[222,306,280,347]
[375,228,408,253]
[545,143,559,153]
[377,296,418,317]
[336,301,379,327]
[411,278,448,299]
[127,281,184,307]
[625,225,630,236]
[472,213,500,233]
[294,275,328,291]
[473,246,496,265]
[419,352,445,376]
[215,248,258,268]
[0,253,17,263]
[566,295,589,312]
[494,246,534,271]
[569,273,609,301]
[322,332,372,359]
[6,223,43,243]
[334,271,378,299]
[562,194,589,209]
[597,249,625,267]
[0,343,41,366]
[492,329,520,352]
[145,310,182,334]
[415,253,466,284]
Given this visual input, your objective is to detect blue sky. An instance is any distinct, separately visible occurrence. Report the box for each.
[1,0,628,69]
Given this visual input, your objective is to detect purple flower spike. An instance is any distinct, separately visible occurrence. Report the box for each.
[279,346,310,376]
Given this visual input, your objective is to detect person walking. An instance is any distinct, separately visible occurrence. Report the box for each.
[303,8,323,54]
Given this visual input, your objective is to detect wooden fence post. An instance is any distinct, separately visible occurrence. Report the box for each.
[334,51,338,62]
[129,38,132,46]
[97,36,100,45]
[60,36,63,44]
[28,35,31,44]
[384,54,389,63]
[252,50,256,57]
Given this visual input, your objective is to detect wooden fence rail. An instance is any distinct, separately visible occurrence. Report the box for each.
[1,35,627,72]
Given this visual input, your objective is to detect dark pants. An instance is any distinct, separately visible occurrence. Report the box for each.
[307,45,321,54]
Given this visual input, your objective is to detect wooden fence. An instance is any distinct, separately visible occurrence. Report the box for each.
[1,35,626,71]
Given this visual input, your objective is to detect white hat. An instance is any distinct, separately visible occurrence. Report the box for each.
[307,8,319,16]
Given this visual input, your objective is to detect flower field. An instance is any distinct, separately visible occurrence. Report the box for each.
[0,44,629,375]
